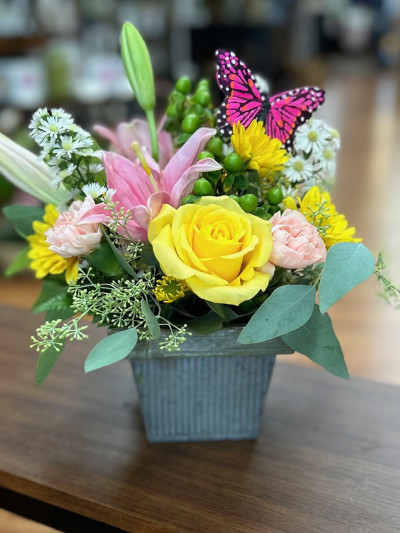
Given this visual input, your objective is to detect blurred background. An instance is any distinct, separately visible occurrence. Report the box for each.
[0,0,399,377]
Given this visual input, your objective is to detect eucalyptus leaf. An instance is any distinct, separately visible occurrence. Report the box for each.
[3,205,44,238]
[282,305,348,379]
[238,285,316,344]
[84,328,138,372]
[319,242,375,313]
[140,299,161,339]
[36,341,66,386]
[5,246,30,276]
[188,311,223,335]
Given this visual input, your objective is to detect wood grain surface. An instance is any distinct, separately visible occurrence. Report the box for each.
[0,305,400,532]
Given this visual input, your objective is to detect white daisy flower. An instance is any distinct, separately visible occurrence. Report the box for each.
[29,108,48,132]
[82,183,108,199]
[284,155,314,183]
[52,136,87,158]
[294,119,330,154]
[319,146,336,175]
[88,163,104,174]
[38,115,69,139]
[327,128,341,151]
[105,188,116,200]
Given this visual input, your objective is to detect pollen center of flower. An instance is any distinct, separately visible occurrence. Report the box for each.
[293,160,304,172]
[307,130,318,142]
[323,148,333,160]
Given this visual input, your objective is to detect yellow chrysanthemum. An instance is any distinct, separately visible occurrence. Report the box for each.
[27,204,79,283]
[154,276,189,303]
[231,120,288,178]
[284,186,361,248]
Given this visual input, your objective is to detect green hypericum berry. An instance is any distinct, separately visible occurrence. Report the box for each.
[193,178,213,196]
[181,113,201,133]
[267,187,283,205]
[166,104,179,118]
[239,194,258,213]
[206,137,223,157]
[197,79,209,90]
[175,76,192,94]
[229,194,240,203]
[194,90,210,107]
[223,153,243,172]
[197,151,215,161]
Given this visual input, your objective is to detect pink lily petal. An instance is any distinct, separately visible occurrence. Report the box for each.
[93,125,119,148]
[124,220,148,241]
[141,146,162,183]
[131,205,151,230]
[95,117,174,169]
[162,128,217,193]
[116,119,149,160]
[103,152,155,208]
[147,191,171,219]
[170,158,222,207]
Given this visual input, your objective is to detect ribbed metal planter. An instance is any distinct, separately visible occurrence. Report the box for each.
[128,328,292,443]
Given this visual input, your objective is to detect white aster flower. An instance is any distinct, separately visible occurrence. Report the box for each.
[318,146,336,175]
[82,183,108,199]
[105,188,116,200]
[29,108,48,132]
[88,163,104,174]
[284,155,314,183]
[294,119,330,154]
[52,136,89,158]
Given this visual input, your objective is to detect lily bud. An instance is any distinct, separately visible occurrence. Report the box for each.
[120,22,155,112]
[0,133,68,206]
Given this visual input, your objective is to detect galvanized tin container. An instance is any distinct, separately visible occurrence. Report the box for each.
[129,328,292,443]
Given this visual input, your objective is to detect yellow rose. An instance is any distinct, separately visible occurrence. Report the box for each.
[148,196,273,306]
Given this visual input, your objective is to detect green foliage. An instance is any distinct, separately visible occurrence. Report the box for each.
[3,205,44,238]
[319,242,375,313]
[238,285,316,344]
[5,246,30,276]
[374,253,400,308]
[86,241,125,277]
[102,230,138,278]
[188,311,223,335]
[36,341,66,386]
[32,276,72,314]
[85,328,138,372]
[282,305,349,379]
[140,299,161,339]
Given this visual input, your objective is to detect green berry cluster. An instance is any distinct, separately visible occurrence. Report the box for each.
[165,77,216,147]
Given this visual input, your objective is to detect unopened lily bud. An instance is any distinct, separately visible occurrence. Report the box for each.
[120,22,155,112]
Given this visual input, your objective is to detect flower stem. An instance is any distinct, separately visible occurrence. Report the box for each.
[146,109,159,163]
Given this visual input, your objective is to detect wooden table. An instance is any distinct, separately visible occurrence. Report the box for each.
[1,306,400,532]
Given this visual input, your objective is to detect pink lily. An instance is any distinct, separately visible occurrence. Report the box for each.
[94,117,174,169]
[82,127,221,241]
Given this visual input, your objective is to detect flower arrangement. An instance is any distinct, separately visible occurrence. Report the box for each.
[1,22,398,387]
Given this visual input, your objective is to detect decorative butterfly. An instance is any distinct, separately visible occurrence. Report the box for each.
[215,49,325,149]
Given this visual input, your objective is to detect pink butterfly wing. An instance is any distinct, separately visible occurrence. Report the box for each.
[267,87,325,148]
[216,49,264,137]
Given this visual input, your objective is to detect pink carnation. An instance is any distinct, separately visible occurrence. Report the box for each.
[46,196,102,258]
[269,209,326,269]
